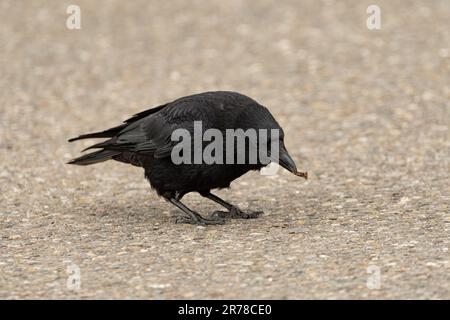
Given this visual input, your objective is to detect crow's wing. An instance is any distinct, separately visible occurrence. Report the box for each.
[71,91,251,160]
[81,97,213,159]
[82,113,178,159]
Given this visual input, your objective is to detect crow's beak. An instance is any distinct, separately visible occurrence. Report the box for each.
[270,145,308,179]
[278,147,297,173]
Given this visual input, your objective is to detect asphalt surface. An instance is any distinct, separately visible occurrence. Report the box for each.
[1,0,449,299]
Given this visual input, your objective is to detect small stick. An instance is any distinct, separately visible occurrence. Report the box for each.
[293,171,308,180]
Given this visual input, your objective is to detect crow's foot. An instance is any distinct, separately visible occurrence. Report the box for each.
[211,206,263,220]
[175,213,225,225]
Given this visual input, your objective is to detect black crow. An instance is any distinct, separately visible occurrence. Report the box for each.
[68,91,306,225]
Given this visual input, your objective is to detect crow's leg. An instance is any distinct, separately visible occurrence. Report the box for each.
[201,192,263,219]
[169,197,225,225]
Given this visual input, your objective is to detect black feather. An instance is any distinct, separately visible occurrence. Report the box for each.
[67,149,120,165]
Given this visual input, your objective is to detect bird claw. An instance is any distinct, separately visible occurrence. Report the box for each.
[175,213,225,225]
[211,207,264,219]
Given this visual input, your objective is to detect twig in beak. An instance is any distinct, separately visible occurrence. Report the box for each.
[293,171,308,180]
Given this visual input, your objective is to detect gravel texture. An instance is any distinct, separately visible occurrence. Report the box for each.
[1,0,449,299]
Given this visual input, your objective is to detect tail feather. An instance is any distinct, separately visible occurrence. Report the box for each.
[81,138,135,153]
[68,104,169,165]
[68,124,126,142]
[81,138,117,152]
[67,149,120,166]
